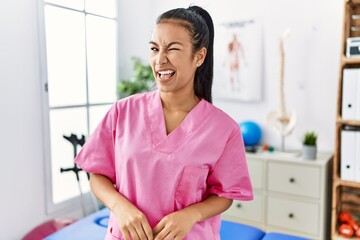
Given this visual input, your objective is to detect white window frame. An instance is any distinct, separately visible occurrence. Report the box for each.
[36,0,119,214]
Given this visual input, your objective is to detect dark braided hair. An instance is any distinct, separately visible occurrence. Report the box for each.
[156,6,214,103]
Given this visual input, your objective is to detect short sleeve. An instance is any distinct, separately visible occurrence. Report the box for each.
[207,129,253,201]
[74,103,118,184]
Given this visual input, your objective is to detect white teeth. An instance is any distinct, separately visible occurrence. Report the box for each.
[158,70,174,75]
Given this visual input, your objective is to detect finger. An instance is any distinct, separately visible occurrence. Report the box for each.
[121,229,131,240]
[153,221,165,237]
[162,230,176,240]
[154,226,170,240]
[174,235,184,240]
[134,224,149,240]
[142,222,153,240]
[128,227,140,240]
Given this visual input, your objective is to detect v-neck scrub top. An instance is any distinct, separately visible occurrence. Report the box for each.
[75,90,253,240]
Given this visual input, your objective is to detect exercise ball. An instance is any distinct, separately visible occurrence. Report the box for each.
[239,121,262,146]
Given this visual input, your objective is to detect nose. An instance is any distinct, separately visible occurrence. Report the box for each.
[155,51,168,66]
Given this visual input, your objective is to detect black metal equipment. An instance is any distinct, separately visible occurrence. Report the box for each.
[60,133,89,216]
[60,134,88,180]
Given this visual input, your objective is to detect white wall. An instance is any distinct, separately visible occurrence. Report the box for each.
[117,0,154,81]
[0,0,47,239]
[0,0,342,239]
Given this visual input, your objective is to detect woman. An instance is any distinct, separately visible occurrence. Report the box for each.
[75,5,253,240]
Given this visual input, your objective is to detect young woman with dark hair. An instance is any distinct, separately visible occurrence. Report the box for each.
[156,5,214,103]
[75,6,253,240]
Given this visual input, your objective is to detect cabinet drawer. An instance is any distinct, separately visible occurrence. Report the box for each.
[224,194,264,223]
[267,197,319,235]
[248,159,264,189]
[268,162,320,198]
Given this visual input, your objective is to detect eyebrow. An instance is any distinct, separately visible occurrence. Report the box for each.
[148,41,183,47]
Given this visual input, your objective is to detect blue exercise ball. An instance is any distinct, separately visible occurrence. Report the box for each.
[239,121,262,146]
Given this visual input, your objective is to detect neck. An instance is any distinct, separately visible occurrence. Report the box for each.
[160,91,200,112]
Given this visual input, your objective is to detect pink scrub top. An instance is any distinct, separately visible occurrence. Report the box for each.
[75,90,253,240]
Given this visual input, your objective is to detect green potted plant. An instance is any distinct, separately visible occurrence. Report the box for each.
[117,57,155,99]
[302,131,317,160]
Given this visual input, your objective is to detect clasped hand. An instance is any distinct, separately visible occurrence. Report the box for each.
[115,205,197,240]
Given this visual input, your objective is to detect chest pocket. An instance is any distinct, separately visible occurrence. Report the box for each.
[175,165,209,208]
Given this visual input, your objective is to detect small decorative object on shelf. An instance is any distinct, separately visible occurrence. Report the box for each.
[267,29,297,151]
[239,121,262,153]
[302,131,317,160]
[346,36,360,58]
[338,211,360,238]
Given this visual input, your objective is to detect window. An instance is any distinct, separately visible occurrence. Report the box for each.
[38,0,118,213]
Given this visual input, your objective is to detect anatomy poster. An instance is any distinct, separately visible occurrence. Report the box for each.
[214,18,262,102]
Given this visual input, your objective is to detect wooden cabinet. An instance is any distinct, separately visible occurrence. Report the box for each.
[222,152,332,240]
[332,1,360,239]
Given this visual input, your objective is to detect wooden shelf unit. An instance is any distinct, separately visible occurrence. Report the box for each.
[333,233,360,240]
[336,117,360,126]
[334,177,360,188]
[331,0,360,239]
[342,55,360,65]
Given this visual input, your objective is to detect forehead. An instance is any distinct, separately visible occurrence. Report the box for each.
[150,21,191,45]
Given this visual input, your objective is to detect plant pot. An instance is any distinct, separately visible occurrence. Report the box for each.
[302,145,317,160]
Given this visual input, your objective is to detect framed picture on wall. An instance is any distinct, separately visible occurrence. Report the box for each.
[213,18,263,102]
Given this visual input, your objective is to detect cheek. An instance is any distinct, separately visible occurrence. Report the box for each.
[180,61,197,74]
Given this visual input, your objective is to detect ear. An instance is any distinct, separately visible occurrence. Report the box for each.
[194,47,207,67]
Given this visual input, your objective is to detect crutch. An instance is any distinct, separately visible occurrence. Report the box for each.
[60,134,99,216]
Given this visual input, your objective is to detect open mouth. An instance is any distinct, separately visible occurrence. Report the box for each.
[158,70,175,80]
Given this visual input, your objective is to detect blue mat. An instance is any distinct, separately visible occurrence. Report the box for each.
[45,209,310,240]
[262,232,310,240]
[45,208,109,240]
[220,220,265,240]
